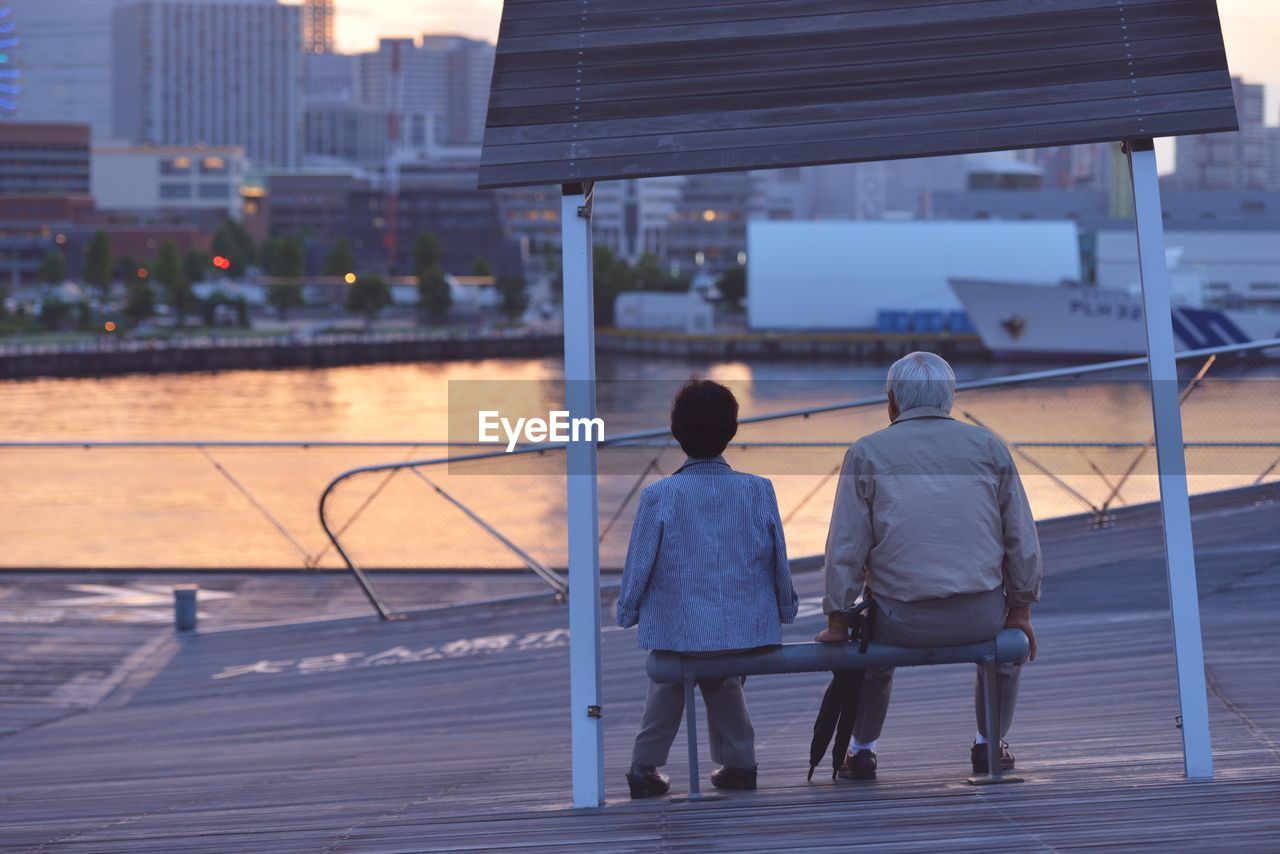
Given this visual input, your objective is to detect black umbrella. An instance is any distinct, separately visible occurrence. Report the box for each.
[807,600,874,781]
[807,670,864,780]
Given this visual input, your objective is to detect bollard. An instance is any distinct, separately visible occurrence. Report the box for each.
[174,585,198,632]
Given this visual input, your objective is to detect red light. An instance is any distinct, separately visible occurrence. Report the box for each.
[137,268,149,279]
[213,256,231,270]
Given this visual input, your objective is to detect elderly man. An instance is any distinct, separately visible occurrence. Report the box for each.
[817,352,1042,781]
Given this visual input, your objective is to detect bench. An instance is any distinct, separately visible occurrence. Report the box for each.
[646,627,1031,796]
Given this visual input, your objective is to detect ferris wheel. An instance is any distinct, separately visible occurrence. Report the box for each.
[0,6,19,116]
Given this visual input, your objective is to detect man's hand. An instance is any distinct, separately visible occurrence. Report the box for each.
[1005,605,1037,661]
[815,612,851,643]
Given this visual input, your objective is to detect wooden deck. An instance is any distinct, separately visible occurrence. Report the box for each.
[2,485,1278,851]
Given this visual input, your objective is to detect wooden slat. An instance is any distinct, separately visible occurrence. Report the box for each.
[479,0,1236,188]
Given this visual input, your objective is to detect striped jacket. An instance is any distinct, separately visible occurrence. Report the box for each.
[616,456,799,652]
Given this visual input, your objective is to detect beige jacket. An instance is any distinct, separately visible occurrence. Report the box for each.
[823,406,1042,612]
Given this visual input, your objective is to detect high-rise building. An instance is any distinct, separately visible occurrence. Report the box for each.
[305,52,360,105]
[1266,124,1280,192]
[4,1,133,140]
[302,0,333,55]
[359,35,494,148]
[1172,77,1267,191]
[112,0,303,168]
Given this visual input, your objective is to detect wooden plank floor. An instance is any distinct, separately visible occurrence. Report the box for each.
[1,486,1278,852]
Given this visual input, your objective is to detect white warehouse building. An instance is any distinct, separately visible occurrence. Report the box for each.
[746,220,1081,330]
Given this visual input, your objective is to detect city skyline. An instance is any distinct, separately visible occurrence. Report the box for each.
[332,0,1280,121]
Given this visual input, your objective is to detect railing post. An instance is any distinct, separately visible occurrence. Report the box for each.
[562,181,605,808]
[1126,138,1213,779]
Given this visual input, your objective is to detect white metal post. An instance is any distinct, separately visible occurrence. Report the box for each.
[561,182,605,807]
[1126,139,1213,779]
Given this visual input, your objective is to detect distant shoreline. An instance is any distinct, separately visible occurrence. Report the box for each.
[0,327,993,380]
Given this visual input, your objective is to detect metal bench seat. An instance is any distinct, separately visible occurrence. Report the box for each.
[646,628,1031,796]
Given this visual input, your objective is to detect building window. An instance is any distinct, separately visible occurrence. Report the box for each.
[198,183,231,200]
[160,156,192,175]
[200,156,229,175]
[1249,282,1280,292]
[160,183,193,199]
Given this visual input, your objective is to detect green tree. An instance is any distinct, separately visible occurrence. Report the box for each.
[39,249,66,285]
[717,265,746,307]
[495,275,528,321]
[417,263,452,322]
[154,240,195,326]
[84,231,113,292]
[118,254,139,283]
[269,283,305,319]
[469,256,495,278]
[346,274,391,325]
[123,281,155,325]
[267,235,306,278]
[183,250,208,285]
[412,232,441,272]
[211,219,256,277]
[324,237,357,278]
[38,296,73,329]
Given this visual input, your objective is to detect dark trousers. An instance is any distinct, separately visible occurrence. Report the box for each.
[632,667,755,769]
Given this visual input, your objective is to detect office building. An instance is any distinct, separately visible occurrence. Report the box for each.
[91,146,247,224]
[305,52,360,105]
[4,1,132,140]
[1171,77,1267,191]
[359,35,494,147]
[0,121,90,196]
[112,0,303,168]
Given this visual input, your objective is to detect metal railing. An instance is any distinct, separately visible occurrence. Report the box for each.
[318,337,1280,619]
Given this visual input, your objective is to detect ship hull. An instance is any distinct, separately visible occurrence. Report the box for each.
[950,278,1280,359]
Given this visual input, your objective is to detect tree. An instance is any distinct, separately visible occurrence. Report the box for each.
[324,237,356,278]
[417,263,452,322]
[38,296,73,329]
[268,282,305,319]
[267,235,306,279]
[469,256,494,278]
[495,275,528,321]
[412,232,441,272]
[183,250,208,285]
[39,249,66,285]
[154,240,195,326]
[211,219,256,277]
[346,274,391,325]
[84,231,113,292]
[123,281,155,325]
[551,246,688,326]
[117,254,139,283]
[718,265,746,307]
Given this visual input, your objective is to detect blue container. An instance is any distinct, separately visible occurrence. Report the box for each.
[911,310,947,333]
[877,310,912,333]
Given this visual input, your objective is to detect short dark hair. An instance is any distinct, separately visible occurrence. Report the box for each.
[671,379,738,459]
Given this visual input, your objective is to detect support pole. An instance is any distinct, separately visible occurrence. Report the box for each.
[561,182,605,807]
[1125,139,1213,779]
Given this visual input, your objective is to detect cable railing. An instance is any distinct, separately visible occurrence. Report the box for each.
[317,338,1280,620]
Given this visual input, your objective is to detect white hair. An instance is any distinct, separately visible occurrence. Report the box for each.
[886,351,956,414]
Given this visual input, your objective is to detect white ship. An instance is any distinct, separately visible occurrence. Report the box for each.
[950,271,1280,360]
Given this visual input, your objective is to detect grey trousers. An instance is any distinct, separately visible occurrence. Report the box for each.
[854,587,1021,745]
[631,674,756,769]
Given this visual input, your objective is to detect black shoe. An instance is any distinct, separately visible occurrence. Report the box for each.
[837,749,877,781]
[709,765,757,790]
[626,763,670,799]
[970,741,1016,773]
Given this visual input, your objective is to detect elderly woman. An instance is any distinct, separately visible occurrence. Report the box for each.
[616,379,799,799]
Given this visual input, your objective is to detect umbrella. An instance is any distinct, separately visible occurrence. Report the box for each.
[807,600,874,781]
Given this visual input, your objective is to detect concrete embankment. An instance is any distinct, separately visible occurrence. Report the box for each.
[0,332,562,380]
[596,329,988,361]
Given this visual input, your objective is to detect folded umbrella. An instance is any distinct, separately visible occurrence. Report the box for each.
[807,600,873,780]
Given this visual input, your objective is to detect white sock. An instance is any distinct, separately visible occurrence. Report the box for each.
[974,732,989,745]
[850,739,877,753]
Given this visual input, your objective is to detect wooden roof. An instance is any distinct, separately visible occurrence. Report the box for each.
[478,0,1238,189]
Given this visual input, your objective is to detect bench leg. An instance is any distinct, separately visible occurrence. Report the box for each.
[685,677,701,797]
[968,657,1023,785]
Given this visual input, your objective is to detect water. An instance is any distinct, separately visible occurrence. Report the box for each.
[1,354,1275,570]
